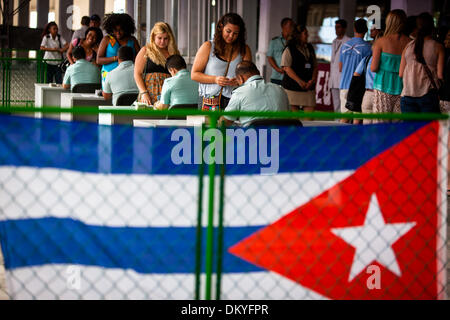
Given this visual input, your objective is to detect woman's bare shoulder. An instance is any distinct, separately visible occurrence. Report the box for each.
[201,41,212,50]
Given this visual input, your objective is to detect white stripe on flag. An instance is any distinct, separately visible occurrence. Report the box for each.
[0,167,353,227]
[5,265,327,300]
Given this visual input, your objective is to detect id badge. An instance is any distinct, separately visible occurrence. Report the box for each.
[305,63,312,69]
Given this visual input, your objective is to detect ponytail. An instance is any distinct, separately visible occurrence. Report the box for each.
[413,13,434,64]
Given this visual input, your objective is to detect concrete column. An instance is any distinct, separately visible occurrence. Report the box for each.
[239,0,259,62]
[256,0,295,81]
[89,0,105,17]
[37,0,50,28]
[18,0,30,27]
[126,0,134,17]
[17,0,31,57]
[58,0,74,43]
[391,0,433,15]
[236,0,244,16]
[7,0,14,25]
[145,0,165,43]
[339,0,356,37]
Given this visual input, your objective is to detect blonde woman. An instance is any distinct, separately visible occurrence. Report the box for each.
[134,22,180,105]
[371,9,411,121]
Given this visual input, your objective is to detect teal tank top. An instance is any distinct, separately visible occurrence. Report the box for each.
[101,36,135,74]
[373,52,403,95]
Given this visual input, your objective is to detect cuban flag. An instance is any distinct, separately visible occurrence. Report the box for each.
[0,115,447,300]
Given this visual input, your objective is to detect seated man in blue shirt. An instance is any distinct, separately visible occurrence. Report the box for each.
[339,18,371,122]
[153,55,199,110]
[102,46,139,105]
[62,46,101,90]
[221,61,291,127]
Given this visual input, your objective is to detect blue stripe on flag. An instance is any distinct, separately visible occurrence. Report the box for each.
[0,218,263,274]
[0,115,428,174]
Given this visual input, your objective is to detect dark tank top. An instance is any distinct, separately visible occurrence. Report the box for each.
[144,58,170,74]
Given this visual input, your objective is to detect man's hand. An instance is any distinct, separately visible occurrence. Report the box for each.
[219,116,235,126]
[229,78,239,86]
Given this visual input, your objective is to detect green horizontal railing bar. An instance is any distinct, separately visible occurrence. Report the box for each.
[0,105,448,121]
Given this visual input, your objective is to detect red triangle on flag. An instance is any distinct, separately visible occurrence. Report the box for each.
[229,122,443,300]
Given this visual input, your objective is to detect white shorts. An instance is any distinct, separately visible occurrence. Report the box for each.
[340,89,349,113]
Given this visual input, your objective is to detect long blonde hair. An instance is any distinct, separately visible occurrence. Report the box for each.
[384,9,407,36]
[145,22,179,66]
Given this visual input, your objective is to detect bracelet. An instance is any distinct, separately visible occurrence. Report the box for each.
[140,91,149,95]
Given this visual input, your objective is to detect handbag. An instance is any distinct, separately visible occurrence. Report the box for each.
[345,55,371,112]
[201,50,233,111]
[57,34,70,73]
[419,56,441,99]
[59,58,70,73]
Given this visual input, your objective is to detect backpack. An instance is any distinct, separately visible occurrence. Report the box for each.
[345,55,372,112]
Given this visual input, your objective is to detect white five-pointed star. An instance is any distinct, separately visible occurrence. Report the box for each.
[331,193,416,282]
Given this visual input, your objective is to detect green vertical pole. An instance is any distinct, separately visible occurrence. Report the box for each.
[215,121,226,300]
[43,61,47,84]
[205,114,218,300]
[195,124,205,300]
[36,51,41,83]
[1,61,5,107]
[6,61,11,108]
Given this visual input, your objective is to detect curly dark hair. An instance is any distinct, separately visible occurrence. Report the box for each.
[102,13,136,37]
[213,13,246,58]
[84,27,104,45]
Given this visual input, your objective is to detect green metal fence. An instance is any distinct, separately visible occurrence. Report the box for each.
[0,50,62,107]
[0,107,448,300]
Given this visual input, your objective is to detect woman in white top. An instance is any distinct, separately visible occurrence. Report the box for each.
[399,12,445,113]
[40,22,69,84]
[191,13,252,110]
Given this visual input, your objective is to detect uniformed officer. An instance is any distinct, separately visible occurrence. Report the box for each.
[267,18,295,85]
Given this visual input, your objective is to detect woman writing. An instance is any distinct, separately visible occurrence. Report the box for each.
[96,13,140,88]
[281,25,318,112]
[192,13,252,110]
[134,22,179,105]
[67,27,103,65]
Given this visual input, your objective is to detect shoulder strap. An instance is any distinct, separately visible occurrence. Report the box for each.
[418,55,439,90]
[218,50,234,99]
[364,54,372,71]
[108,35,117,47]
